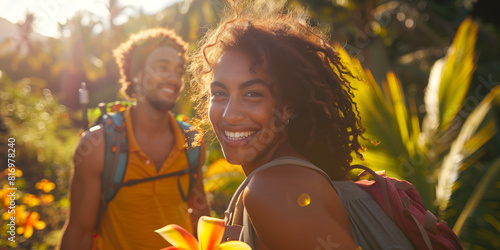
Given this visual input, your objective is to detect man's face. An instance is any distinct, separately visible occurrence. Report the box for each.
[137,46,184,112]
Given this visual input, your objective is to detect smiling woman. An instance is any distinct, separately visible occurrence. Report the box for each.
[189,2,366,179]
[187,1,370,249]
[209,49,280,169]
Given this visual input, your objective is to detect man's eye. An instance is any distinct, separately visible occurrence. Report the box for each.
[245,91,262,97]
[156,65,167,72]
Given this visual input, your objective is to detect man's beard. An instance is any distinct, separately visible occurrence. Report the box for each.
[136,83,176,112]
[147,98,175,112]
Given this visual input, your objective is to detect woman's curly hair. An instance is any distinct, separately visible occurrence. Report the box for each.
[189,1,365,180]
[113,28,188,99]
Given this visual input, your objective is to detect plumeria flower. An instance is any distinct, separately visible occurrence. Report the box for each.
[156,216,251,250]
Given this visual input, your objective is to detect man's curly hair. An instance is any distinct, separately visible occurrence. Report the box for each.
[113,28,188,99]
[189,1,366,180]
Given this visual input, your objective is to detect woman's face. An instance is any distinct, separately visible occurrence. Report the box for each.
[209,49,288,167]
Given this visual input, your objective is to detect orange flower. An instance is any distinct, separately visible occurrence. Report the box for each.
[22,193,41,207]
[40,194,54,205]
[2,205,25,224]
[3,167,23,177]
[156,216,251,250]
[35,179,55,193]
[17,211,46,239]
[0,184,18,209]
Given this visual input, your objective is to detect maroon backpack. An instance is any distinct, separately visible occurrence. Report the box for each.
[348,165,463,250]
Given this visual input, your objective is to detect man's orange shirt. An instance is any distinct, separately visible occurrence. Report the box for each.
[96,107,192,249]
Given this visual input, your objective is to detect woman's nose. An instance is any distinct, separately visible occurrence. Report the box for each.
[222,97,245,124]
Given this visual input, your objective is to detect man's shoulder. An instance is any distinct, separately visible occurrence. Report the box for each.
[79,125,105,149]
[74,125,106,174]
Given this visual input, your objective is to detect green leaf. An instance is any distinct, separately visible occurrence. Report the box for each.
[452,157,500,235]
[426,18,478,132]
[437,86,500,211]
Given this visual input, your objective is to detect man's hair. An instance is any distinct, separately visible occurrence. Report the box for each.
[113,28,188,99]
[189,1,366,180]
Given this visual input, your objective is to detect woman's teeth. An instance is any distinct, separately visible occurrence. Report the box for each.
[224,130,256,140]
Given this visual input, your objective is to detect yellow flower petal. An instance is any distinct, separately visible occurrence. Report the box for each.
[198,216,225,250]
[34,220,46,230]
[24,225,34,239]
[2,212,11,220]
[213,241,252,250]
[155,224,199,250]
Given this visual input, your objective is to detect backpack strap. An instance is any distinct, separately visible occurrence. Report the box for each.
[96,111,128,231]
[176,120,201,202]
[346,164,394,219]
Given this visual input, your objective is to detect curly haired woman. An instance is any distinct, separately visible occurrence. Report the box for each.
[189,1,414,249]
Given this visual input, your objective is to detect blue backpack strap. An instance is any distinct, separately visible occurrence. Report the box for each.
[176,120,201,202]
[95,111,128,231]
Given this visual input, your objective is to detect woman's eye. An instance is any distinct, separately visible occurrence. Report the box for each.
[211,91,226,97]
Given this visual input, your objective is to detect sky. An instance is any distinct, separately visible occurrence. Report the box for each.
[0,0,180,38]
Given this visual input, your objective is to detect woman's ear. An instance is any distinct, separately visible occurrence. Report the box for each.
[282,104,294,125]
[283,104,294,119]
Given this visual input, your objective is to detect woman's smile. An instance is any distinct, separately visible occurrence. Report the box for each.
[223,130,257,141]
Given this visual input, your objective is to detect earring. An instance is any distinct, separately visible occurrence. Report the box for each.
[283,106,290,125]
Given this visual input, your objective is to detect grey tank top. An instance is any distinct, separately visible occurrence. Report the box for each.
[223,157,415,250]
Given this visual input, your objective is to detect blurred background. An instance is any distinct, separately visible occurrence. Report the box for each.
[0,0,499,249]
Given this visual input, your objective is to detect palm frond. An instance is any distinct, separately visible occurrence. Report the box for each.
[423,18,478,136]
[452,157,500,235]
[436,86,500,211]
[336,43,421,180]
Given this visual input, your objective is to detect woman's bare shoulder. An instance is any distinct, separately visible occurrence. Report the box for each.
[244,164,336,208]
[242,164,346,222]
[241,164,357,249]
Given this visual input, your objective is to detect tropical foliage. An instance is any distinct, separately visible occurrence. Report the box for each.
[0,76,77,248]
[340,18,500,249]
